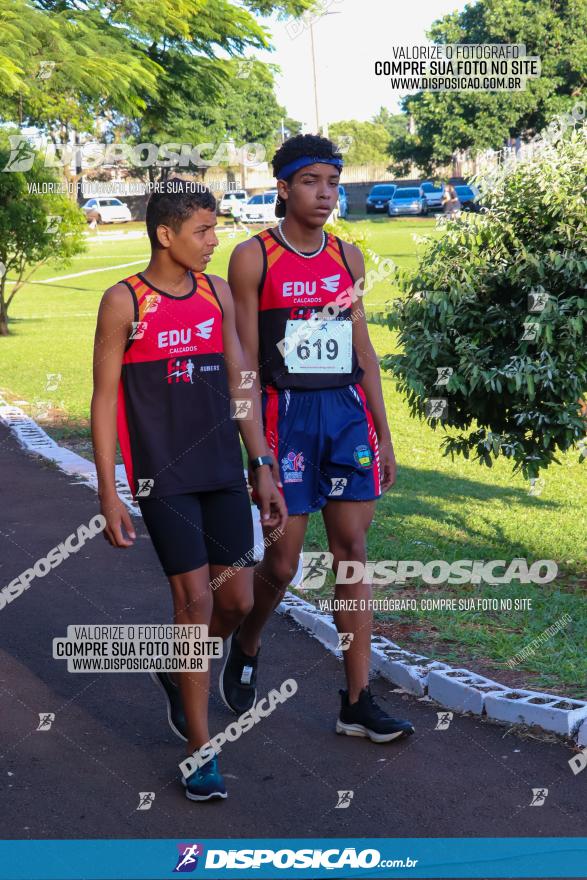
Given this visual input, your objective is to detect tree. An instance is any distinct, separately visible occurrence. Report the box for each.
[372,107,409,143]
[281,115,302,141]
[388,0,587,173]
[167,60,290,164]
[0,0,315,186]
[0,138,87,336]
[382,124,587,478]
[0,0,161,141]
[329,119,391,165]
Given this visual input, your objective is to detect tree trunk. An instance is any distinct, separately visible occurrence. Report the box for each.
[0,283,9,336]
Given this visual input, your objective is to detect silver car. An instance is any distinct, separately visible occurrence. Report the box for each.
[420,181,445,211]
[241,190,278,223]
[388,187,427,216]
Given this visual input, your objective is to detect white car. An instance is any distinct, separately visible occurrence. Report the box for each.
[241,190,278,223]
[218,190,248,216]
[82,197,132,224]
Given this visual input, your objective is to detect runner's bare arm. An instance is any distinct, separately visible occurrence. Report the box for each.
[341,242,396,491]
[227,239,263,405]
[212,274,287,530]
[228,241,282,489]
[91,284,137,545]
[212,274,270,460]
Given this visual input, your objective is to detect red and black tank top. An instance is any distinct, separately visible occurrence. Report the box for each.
[116,272,244,501]
[255,229,364,390]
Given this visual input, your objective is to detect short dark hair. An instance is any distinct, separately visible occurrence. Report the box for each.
[272,134,342,217]
[146,178,216,248]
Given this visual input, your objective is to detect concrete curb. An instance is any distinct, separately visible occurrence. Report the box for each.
[427,668,509,715]
[1,398,583,744]
[276,594,587,741]
[483,689,587,738]
[0,402,140,516]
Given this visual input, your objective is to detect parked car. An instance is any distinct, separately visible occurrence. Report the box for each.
[81,197,132,224]
[328,185,349,223]
[218,189,248,216]
[453,184,481,212]
[365,184,396,214]
[338,184,349,219]
[420,181,445,211]
[241,190,278,223]
[388,187,427,216]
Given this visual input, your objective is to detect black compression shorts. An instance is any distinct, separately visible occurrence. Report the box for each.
[138,484,255,576]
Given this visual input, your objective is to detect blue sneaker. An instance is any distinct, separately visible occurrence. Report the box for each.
[149,671,187,741]
[182,754,227,801]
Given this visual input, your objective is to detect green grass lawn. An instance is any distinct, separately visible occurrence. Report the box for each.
[342,215,443,314]
[1,217,585,697]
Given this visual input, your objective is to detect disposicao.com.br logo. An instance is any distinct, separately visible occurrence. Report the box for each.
[191,846,417,870]
[174,843,204,872]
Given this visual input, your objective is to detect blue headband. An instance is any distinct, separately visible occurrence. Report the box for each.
[275,155,343,180]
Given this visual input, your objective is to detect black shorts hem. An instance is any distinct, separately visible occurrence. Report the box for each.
[137,485,254,577]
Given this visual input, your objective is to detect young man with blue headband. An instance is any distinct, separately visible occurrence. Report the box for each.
[222,134,414,743]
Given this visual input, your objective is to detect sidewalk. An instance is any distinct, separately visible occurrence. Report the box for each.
[0,421,584,842]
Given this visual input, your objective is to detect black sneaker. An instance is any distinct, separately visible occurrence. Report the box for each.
[219,629,259,714]
[149,671,187,741]
[336,687,415,742]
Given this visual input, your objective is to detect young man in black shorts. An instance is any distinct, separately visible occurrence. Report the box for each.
[91,179,286,801]
[222,135,414,742]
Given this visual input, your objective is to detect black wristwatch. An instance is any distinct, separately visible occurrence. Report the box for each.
[250,455,273,471]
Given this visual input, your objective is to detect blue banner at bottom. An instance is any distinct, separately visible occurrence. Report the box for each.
[0,837,586,879]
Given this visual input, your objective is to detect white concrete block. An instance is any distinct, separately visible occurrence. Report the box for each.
[371,643,451,696]
[428,667,509,715]
[485,689,587,737]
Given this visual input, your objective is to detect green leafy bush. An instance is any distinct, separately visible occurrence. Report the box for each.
[325,217,369,258]
[382,126,587,478]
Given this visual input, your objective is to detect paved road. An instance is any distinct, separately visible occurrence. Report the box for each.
[0,421,584,877]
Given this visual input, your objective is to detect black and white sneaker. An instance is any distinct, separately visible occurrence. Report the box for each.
[336,687,415,743]
[219,629,259,715]
[149,671,187,741]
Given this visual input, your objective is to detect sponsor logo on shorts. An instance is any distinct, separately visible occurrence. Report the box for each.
[354,444,373,468]
[281,450,305,483]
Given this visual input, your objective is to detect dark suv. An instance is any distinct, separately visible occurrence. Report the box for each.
[365,184,396,214]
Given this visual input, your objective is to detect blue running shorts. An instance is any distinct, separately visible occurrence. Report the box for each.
[261,384,382,515]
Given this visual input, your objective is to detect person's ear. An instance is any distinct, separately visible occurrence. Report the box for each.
[156,224,172,248]
[276,179,289,208]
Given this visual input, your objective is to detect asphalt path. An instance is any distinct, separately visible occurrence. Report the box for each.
[0,422,584,878]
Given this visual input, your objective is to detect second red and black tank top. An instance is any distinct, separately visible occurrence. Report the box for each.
[255,228,364,391]
[116,271,244,501]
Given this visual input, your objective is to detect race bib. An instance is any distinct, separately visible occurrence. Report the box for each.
[284,319,352,374]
